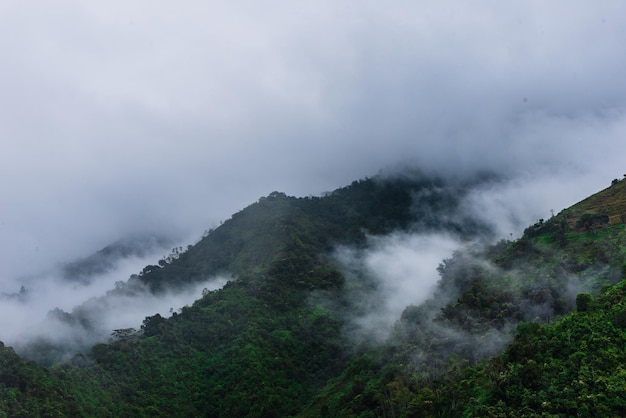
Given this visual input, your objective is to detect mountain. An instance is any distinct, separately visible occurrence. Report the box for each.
[1,174,626,417]
[60,234,175,284]
[1,234,178,367]
[302,177,626,417]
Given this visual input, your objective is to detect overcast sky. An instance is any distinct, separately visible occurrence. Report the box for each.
[2,1,626,282]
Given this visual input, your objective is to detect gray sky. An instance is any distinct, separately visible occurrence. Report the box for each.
[2,1,626,281]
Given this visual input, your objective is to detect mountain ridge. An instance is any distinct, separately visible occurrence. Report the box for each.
[2,172,626,416]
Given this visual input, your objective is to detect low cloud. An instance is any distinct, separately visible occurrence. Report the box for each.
[0,243,226,364]
[333,232,462,343]
[322,169,616,368]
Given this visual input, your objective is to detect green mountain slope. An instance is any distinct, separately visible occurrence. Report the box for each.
[302,178,626,417]
[77,175,490,417]
[420,278,626,417]
[2,175,626,417]
[137,174,486,292]
[562,176,626,229]
[0,342,81,417]
[1,173,488,417]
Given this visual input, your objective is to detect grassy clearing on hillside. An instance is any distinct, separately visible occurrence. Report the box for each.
[562,178,626,229]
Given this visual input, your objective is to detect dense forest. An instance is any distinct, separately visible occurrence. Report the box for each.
[2,173,626,417]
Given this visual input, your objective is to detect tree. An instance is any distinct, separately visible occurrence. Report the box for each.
[111,328,139,342]
[141,314,166,337]
[576,293,593,312]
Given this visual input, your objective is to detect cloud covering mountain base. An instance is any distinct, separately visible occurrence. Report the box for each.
[0,245,226,364]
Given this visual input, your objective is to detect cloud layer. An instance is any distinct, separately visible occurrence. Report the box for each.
[2,2,626,294]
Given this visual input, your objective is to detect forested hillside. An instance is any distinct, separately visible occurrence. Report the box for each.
[302,177,626,417]
[2,174,626,417]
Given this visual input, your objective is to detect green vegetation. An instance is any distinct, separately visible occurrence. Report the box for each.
[0,342,80,417]
[423,280,626,417]
[300,177,626,417]
[3,173,626,416]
